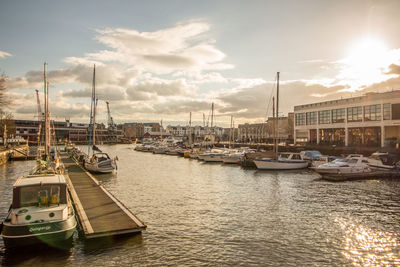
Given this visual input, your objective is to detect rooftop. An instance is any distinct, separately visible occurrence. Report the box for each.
[294,89,400,112]
[14,174,67,187]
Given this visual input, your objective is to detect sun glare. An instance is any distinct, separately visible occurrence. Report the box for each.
[338,38,394,90]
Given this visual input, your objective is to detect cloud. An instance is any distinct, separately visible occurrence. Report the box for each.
[0,51,12,58]
[387,64,400,75]
[216,81,349,120]
[82,22,233,74]
[137,79,195,96]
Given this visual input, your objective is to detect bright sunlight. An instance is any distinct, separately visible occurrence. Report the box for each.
[337,38,396,91]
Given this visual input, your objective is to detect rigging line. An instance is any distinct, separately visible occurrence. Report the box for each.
[263,73,277,122]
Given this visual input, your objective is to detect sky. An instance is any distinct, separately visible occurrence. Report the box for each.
[1,0,400,127]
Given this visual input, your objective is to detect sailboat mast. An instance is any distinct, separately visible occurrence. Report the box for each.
[275,72,280,158]
[272,96,275,155]
[92,65,96,147]
[230,115,233,148]
[211,102,214,128]
[46,81,51,154]
[43,63,50,156]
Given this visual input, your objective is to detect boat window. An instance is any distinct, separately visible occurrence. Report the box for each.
[50,186,60,205]
[20,185,61,207]
[20,186,40,207]
[280,154,290,159]
[292,154,301,160]
[362,160,369,163]
[348,159,358,164]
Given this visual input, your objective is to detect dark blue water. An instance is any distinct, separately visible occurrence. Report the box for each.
[1,144,400,266]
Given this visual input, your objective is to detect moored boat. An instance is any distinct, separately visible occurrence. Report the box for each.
[1,174,77,248]
[83,65,117,173]
[311,155,371,175]
[254,152,309,170]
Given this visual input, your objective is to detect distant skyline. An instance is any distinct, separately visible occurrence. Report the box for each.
[1,0,400,127]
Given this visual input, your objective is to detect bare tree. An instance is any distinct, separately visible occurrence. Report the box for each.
[0,111,16,140]
[0,73,8,112]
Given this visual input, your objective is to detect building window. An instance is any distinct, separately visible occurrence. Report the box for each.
[347,106,363,122]
[295,113,306,126]
[391,104,400,120]
[391,103,400,120]
[332,108,345,123]
[364,104,381,121]
[318,110,331,124]
[306,112,317,125]
[383,103,391,120]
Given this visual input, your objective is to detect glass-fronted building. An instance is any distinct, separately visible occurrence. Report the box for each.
[293,90,400,147]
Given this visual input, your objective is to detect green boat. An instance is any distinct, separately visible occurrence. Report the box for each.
[1,173,77,248]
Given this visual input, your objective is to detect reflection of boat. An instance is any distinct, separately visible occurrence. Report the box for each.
[254,152,309,170]
[83,65,117,173]
[1,174,77,248]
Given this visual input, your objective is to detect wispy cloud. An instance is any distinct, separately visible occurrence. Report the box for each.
[0,51,12,58]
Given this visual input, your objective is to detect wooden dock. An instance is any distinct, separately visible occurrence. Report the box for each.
[60,153,146,239]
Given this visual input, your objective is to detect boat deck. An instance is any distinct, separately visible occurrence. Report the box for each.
[60,153,146,239]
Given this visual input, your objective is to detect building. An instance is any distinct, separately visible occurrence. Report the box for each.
[166,125,223,141]
[293,90,400,148]
[122,122,163,140]
[12,119,123,144]
[237,113,294,143]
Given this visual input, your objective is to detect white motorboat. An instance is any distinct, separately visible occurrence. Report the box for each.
[84,152,117,173]
[153,146,168,154]
[312,155,371,174]
[254,152,309,170]
[198,149,226,162]
[367,152,398,170]
[222,151,244,164]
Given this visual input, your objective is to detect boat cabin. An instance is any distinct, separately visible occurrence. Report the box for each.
[90,152,111,163]
[279,153,304,161]
[12,175,67,209]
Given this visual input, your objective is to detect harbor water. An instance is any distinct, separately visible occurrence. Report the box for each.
[1,144,400,266]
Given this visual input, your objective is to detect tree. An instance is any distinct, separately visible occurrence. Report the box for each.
[0,73,8,112]
[0,111,16,140]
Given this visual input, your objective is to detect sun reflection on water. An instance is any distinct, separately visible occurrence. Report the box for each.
[336,217,400,266]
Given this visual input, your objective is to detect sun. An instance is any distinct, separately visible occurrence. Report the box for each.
[338,38,393,90]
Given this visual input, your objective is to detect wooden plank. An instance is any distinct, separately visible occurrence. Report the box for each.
[60,154,146,238]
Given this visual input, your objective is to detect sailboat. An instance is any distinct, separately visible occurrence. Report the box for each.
[84,65,117,173]
[254,72,308,170]
[1,63,77,248]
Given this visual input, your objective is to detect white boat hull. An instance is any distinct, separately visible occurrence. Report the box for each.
[202,155,224,162]
[312,166,371,174]
[84,159,115,173]
[254,159,308,170]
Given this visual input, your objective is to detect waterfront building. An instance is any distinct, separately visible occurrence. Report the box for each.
[166,125,223,141]
[293,90,400,148]
[122,122,162,140]
[237,113,294,143]
[12,119,123,144]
